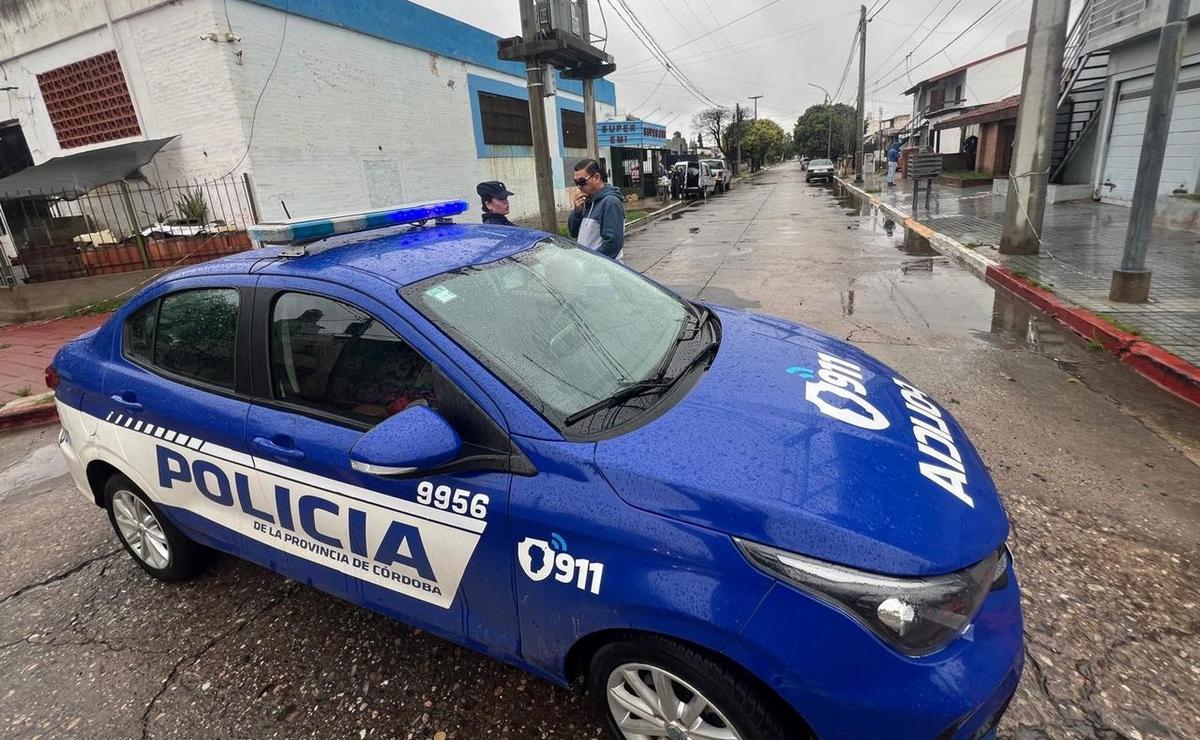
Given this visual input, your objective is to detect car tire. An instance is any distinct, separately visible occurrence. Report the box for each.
[104,473,209,581]
[587,634,805,740]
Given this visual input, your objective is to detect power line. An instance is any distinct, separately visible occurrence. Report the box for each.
[604,0,725,108]
[832,26,861,102]
[869,0,1008,95]
[628,69,670,114]
[870,0,966,88]
[620,11,857,74]
[619,0,783,72]
[868,0,895,21]
[867,0,948,79]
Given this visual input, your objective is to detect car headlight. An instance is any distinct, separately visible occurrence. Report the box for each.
[735,538,1010,657]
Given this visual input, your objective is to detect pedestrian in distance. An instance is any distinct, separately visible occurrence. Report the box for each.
[568,158,626,261]
[477,180,514,226]
[887,142,901,187]
[964,134,979,172]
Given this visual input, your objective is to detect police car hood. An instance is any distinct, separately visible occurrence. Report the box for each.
[594,308,1009,577]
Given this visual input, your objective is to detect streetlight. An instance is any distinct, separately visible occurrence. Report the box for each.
[806,83,833,159]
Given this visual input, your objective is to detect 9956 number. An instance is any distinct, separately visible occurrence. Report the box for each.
[416,481,489,520]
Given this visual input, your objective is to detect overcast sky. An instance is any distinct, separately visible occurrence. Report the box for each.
[410,0,1036,135]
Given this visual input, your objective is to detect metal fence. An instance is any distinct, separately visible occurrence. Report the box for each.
[0,174,257,284]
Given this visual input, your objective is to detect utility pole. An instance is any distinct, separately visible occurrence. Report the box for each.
[518,0,558,234]
[1110,0,1189,302]
[748,94,764,121]
[579,0,599,160]
[735,102,743,175]
[999,0,1070,255]
[855,4,866,184]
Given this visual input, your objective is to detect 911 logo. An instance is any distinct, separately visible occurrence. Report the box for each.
[796,352,890,431]
[517,533,605,595]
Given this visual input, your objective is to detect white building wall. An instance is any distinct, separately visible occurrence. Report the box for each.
[0,0,249,176]
[224,0,614,223]
[0,0,618,225]
[963,48,1025,106]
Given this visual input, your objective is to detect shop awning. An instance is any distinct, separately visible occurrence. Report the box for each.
[934,96,1021,130]
[0,136,178,199]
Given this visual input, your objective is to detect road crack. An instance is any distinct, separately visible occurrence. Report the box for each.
[0,548,122,606]
[139,582,298,740]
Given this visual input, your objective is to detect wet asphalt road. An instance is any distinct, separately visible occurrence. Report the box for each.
[3,161,1199,739]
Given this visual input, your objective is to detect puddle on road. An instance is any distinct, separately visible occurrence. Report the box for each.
[827,181,1096,367]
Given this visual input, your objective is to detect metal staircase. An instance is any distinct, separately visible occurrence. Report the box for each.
[1050,0,1110,182]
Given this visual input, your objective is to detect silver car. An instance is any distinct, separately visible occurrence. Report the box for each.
[806,158,834,183]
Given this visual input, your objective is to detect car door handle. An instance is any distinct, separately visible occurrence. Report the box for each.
[251,436,306,462]
[110,394,143,413]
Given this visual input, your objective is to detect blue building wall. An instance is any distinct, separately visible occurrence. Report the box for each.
[245,0,617,106]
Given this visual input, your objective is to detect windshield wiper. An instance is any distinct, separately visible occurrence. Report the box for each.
[564,379,674,426]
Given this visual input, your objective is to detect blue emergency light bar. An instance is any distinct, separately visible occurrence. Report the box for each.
[249,200,470,252]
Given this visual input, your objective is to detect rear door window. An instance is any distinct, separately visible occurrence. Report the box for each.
[122,288,240,390]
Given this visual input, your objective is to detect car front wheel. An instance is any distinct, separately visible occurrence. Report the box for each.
[105,473,209,581]
[588,634,804,740]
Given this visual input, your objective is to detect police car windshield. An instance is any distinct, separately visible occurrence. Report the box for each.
[403,238,690,428]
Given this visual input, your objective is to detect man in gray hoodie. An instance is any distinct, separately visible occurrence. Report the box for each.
[568,158,626,261]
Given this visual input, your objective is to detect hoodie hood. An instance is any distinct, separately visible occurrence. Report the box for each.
[590,183,624,204]
[594,307,1009,577]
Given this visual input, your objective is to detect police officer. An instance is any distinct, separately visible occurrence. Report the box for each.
[476,181,514,226]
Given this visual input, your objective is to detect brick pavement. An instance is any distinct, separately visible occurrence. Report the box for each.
[0,315,108,407]
[857,172,1200,367]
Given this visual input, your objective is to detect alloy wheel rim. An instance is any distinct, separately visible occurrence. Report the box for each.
[606,662,741,740]
[112,490,171,570]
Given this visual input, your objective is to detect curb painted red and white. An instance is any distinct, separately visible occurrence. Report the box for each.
[836,177,1200,409]
[986,266,1200,407]
[0,401,58,433]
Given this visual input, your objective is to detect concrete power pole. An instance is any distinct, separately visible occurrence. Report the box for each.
[1110,0,1190,302]
[579,0,599,160]
[999,0,1070,255]
[518,0,559,233]
[854,4,866,183]
[735,102,743,175]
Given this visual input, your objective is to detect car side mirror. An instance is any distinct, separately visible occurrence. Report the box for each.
[349,406,462,476]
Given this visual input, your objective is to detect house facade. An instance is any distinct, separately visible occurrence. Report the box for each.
[1053,0,1200,208]
[0,0,618,225]
[903,37,1026,168]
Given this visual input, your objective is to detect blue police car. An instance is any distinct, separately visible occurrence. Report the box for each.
[51,200,1022,739]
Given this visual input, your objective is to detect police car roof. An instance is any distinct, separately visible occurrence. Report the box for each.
[174,223,546,288]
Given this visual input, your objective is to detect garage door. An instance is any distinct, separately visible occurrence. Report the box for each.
[1101,64,1200,204]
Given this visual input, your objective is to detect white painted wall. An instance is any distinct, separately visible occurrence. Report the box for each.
[225,0,614,222]
[1,0,616,227]
[962,47,1025,105]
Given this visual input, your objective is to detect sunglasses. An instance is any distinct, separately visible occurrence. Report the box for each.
[573,173,595,187]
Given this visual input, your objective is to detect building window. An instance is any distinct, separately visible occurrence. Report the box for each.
[930,87,946,110]
[562,109,587,149]
[37,51,142,149]
[479,92,533,147]
[954,84,963,104]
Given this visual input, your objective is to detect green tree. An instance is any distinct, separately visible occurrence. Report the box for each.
[742,119,786,171]
[793,103,857,161]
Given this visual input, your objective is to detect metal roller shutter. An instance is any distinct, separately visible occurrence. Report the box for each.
[1101,64,1200,204]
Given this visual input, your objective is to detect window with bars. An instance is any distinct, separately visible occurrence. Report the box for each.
[561,109,587,149]
[37,51,142,149]
[479,92,533,147]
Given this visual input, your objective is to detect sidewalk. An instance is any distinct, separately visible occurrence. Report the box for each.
[838,172,1200,405]
[853,172,1200,366]
[0,314,107,423]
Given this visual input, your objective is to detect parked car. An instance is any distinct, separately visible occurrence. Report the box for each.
[703,159,732,192]
[673,160,716,199]
[806,158,835,183]
[51,200,1022,740]
[800,156,810,170]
